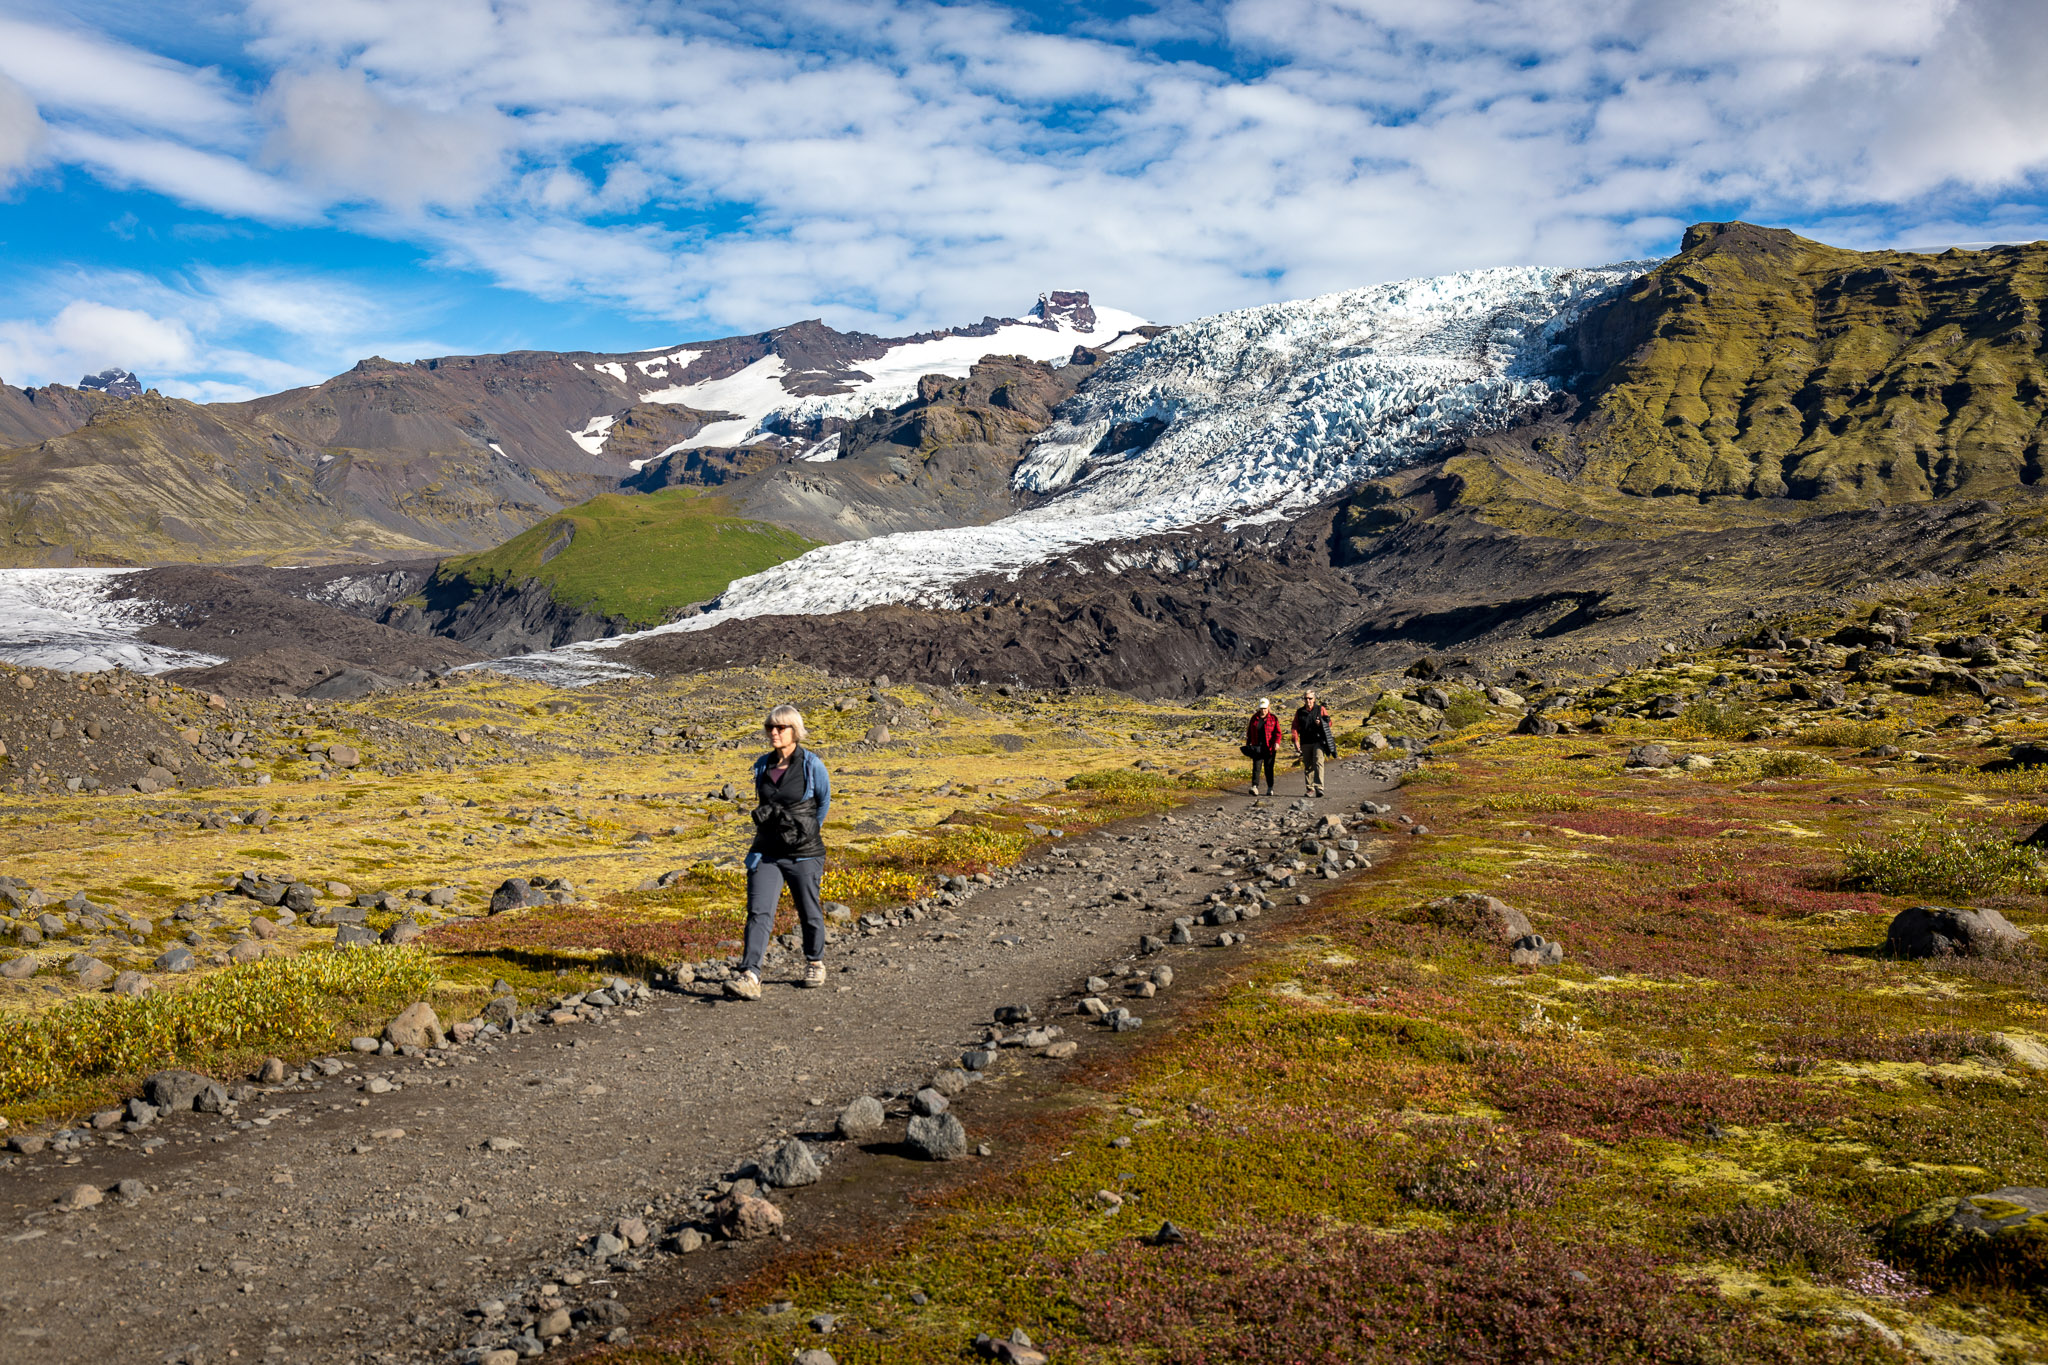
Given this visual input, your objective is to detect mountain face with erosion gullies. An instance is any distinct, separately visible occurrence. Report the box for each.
[0,291,1144,567]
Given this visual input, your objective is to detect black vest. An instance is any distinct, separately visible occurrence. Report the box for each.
[751,751,825,860]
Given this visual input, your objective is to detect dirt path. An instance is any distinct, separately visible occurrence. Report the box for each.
[0,756,1407,1365]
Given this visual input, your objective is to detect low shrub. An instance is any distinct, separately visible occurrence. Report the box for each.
[1675,697,1757,739]
[1441,690,1491,730]
[1772,1029,1993,1064]
[0,948,435,1105]
[1690,1198,1872,1278]
[1067,768,1171,793]
[1758,751,1830,779]
[1841,820,2045,897]
[1047,1218,1892,1363]
[1802,720,1899,749]
[1395,1125,1583,1214]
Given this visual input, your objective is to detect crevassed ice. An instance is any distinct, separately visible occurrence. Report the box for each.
[0,569,225,674]
[480,261,1655,684]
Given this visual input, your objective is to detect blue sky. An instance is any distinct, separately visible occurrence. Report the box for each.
[3,0,2048,402]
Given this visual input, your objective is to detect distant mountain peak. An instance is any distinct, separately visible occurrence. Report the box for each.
[1031,291,1097,332]
[78,368,142,398]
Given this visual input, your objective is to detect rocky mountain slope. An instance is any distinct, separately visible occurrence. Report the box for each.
[511,223,2048,693]
[0,294,1140,567]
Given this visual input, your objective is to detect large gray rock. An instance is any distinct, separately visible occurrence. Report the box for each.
[282,883,319,914]
[1422,892,1533,943]
[144,1069,226,1112]
[907,1112,969,1161]
[836,1095,885,1140]
[1887,905,2032,959]
[760,1137,821,1188]
[1626,743,1673,769]
[490,878,541,915]
[911,1087,949,1116]
[334,925,379,949]
[153,946,195,972]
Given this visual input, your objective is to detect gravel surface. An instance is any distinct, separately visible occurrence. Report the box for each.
[0,757,1405,1364]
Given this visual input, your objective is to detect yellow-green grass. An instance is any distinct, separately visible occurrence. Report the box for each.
[440,487,821,624]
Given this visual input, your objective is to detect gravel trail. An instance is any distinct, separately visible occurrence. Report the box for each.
[0,756,1406,1364]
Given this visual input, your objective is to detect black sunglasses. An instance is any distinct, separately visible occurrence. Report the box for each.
[766,723,795,732]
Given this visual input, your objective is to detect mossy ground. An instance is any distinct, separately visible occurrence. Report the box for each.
[589,580,2048,1362]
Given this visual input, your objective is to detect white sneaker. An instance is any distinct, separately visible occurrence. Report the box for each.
[724,971,762,1000]
[802,960,826,989]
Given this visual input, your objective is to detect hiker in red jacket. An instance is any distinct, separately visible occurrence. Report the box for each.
[1244,698,1282,796]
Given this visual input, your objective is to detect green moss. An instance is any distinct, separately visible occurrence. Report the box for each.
[440,487,819,626]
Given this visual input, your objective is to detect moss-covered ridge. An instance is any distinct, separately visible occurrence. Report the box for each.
[1570,221,2048,506]
[436,487,820,627]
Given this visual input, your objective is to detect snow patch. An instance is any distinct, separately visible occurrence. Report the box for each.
[568,413,616,455]
[593,362,627,383]
[0,570,226,675]
[635,348,700,376]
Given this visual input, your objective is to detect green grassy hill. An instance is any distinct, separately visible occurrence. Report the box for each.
[438,487,819,626]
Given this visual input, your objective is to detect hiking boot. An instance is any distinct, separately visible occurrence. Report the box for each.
[802,960,827,989]
[724,971,762,1001]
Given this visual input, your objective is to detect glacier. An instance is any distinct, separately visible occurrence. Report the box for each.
[0,569,224,674]
[495,259,1654,682]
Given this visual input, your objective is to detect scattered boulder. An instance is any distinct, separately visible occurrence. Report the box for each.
[383,1001,445,1049]
[912,1087,950,1116]
[1625,743,1673,769]
[1516,714,1560,736]
[108,970,148,997]
[1509,933,1566,967]
[153,946,195,972]
[837,1095,886,1140]
[718,1192,784,1240]
[489,878,542,914]
[1886,905,2032,959]
[907,1112,969,1161]
[144,1069,226,1112]
[761,1137,821,1188]
[334,925,379,949]
[58,1183,102,1211]
[1422,892,1533,943]
[382,918,423,946]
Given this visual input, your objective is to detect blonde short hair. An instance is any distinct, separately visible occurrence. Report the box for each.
[764,704,806,742]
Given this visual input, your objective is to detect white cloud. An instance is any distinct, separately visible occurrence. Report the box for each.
[9,0,2048,369]
[0,72,45,187]
[260,65,512,211]
[0,266,439,398]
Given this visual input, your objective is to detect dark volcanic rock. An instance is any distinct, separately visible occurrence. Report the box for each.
[1886,905,2032,959]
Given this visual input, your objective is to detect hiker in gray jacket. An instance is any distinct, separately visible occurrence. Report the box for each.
[727,704,832,999]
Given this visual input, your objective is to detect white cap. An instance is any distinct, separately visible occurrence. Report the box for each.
[1258,698,1271,708]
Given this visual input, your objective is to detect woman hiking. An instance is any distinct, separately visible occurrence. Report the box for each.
[726,704,832,1000]
[1244,697,1282,796]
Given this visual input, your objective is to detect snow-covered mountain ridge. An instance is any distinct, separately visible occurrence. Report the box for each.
[497,259,1656,680]
[575,291,1151,465]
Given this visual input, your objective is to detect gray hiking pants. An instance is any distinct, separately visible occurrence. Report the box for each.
[741,856,825,973]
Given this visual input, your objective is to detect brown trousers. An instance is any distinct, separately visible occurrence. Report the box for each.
[1298,746,1326,795]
